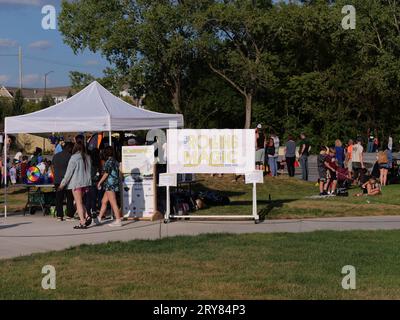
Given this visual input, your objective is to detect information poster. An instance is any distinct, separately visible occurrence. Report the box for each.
[167,129,255,174]
[121,146,155,218]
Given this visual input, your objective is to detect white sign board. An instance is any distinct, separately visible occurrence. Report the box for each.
[122,145,154,175]
[159,173,177,187]
[167,129,255,174]
[121,146,155,218]
[245,171,264,184]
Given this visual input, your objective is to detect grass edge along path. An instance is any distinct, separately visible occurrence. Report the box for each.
[1,231,400,300]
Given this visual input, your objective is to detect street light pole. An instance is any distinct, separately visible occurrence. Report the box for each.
[44,71,54,98]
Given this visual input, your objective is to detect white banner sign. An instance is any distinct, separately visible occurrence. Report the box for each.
[122,145,154,175]
[245,171,264,184]
[167,129,255,174]
[159,173,177,187]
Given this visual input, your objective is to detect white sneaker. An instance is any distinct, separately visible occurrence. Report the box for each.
[93,217,102,225]
[108,220,122,227]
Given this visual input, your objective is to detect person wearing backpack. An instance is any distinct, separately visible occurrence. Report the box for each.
[378,145,392,186]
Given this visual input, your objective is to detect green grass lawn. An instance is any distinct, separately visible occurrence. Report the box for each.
[1,231,400,299]
[191,175,400,219]
[2,176,400,219]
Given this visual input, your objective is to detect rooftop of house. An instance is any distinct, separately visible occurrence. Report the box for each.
[1,86,74,99]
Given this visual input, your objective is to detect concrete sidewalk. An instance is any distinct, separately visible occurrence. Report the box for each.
[1,215,400,259]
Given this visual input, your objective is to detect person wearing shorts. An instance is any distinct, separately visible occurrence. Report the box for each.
[352,138,364,184]
[59,139,92,229]
[318,146,328,196]
[324,147,339,195]
[96,146,123,227]
[255,124,265,170]
[346,139,353,175]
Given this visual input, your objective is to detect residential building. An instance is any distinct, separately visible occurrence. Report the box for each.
[0,86,73,104]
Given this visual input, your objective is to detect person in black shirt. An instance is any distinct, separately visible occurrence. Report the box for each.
[255,124,266,170]
[298,133,310,181]
[52,142,75,221]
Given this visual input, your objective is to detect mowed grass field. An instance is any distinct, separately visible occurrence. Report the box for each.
[1,231,400,299]
[2,175,400,219]
[192,175,400,219]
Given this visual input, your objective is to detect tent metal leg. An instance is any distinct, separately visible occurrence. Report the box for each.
[4,132,7,219]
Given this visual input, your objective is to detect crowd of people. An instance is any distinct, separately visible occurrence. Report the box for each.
[1,126,396,226]
[255,125,395,197]
[55,135,124,229]
[3,134,125,229]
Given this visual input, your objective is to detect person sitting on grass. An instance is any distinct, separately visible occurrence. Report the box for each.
[355,177,381,197]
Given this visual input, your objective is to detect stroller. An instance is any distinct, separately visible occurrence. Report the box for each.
[336,167,352,196]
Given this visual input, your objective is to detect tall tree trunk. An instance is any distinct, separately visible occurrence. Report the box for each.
[245,94,252,129]
[171,78,183,114]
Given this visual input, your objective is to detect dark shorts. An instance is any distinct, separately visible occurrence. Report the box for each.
[352,162,361,170]
[104,184,119,192]
[318,168,327,181]
[379,163,389,169]
[329,171,337,181]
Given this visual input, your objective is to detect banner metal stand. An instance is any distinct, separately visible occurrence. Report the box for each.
[161,171,263,224]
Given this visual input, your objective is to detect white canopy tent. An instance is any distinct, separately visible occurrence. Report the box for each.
[3,81,184,217]
[5,81,183,133]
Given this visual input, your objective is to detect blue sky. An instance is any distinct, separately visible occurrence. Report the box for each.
[0,0,109,88]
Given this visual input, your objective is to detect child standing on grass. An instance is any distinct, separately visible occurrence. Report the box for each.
[317,146,328,196]
[9,163,17,185]
[95,146,123,227]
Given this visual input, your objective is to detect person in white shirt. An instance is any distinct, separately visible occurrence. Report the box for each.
[0,133,4,154]
[270,132,280,176]
[14,149,23,162]
[388,134,393,151]
[9,164,17,185]
[352,138,364,184]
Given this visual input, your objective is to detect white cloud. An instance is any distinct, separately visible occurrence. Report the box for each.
[23,74,41,86]
[0,39,17,48]
[29,40,52,50]
[0,75,9,84]
[85,60,99,66]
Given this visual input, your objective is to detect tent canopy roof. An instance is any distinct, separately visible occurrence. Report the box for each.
[5,81,184,134]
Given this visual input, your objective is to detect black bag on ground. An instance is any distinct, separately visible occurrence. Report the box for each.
[197,191,230,206]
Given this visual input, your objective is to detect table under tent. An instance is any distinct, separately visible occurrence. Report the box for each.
[3,81,184,217]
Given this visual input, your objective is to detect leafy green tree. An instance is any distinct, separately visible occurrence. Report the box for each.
[41,95,55,109]
[0,97,12,121]
[69,71,96,91]
[194,0,277,128]
[12,89,24,116]
[23,100,42,114]
[59,0,197,114]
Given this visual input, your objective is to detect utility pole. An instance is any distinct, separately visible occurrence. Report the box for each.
[19,46,22,89]
[44,71,54,97]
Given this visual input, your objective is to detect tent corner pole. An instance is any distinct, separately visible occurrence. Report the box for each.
[109,130,112,146]
[3,129,7,220]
